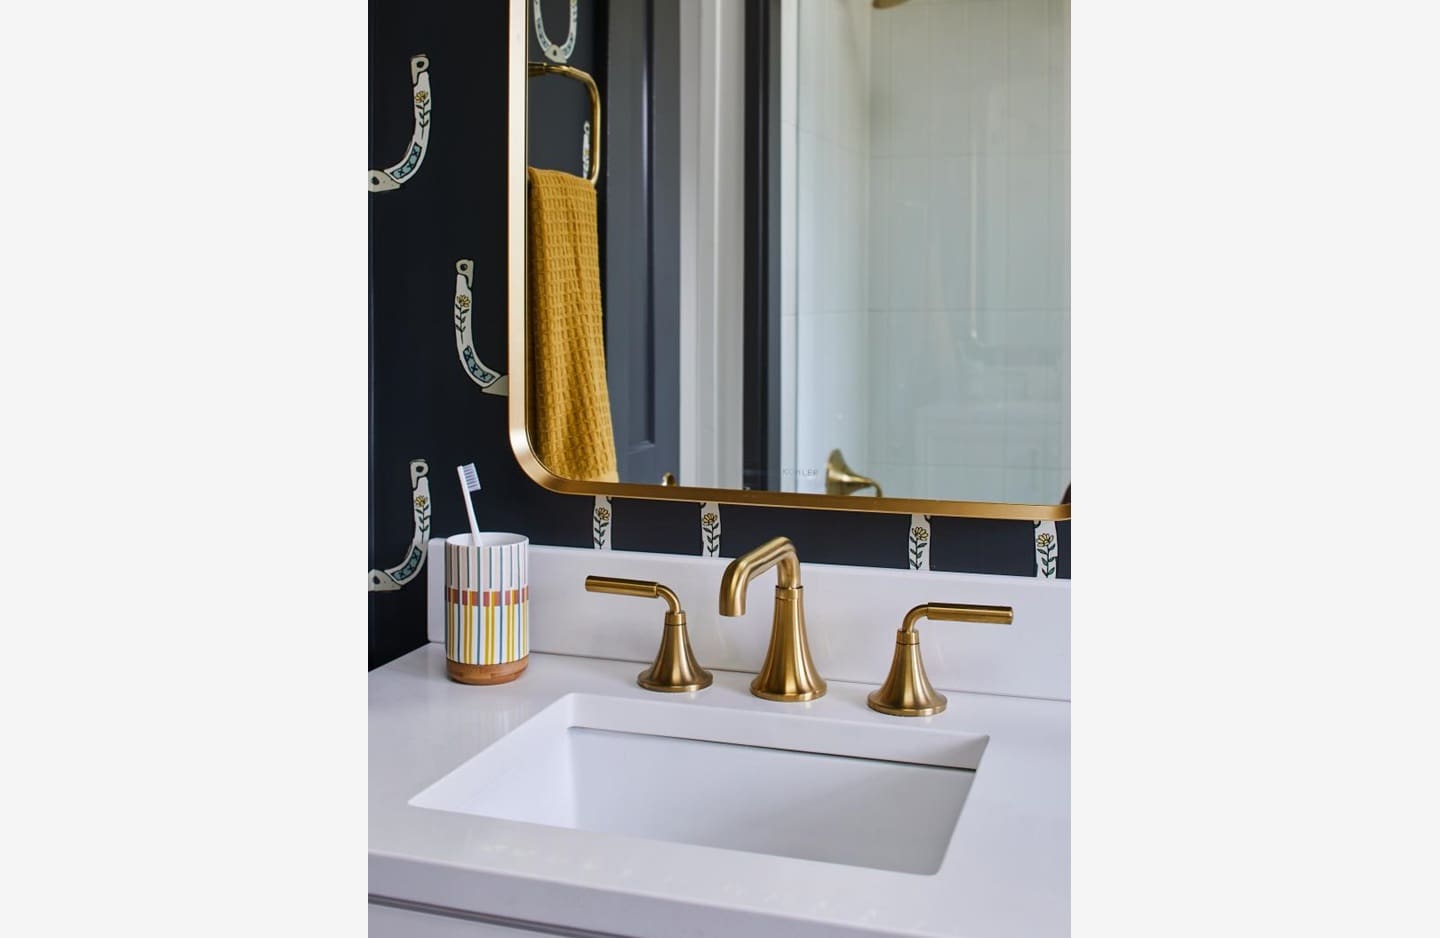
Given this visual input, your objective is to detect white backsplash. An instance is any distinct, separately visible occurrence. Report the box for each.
[429,540,1069,701]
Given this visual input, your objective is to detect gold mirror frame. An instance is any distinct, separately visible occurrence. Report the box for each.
[505,0,1069,522]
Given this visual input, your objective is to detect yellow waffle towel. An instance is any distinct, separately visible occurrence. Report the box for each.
[527,167,619,483]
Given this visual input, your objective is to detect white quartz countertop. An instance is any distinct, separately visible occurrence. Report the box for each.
[370,645,1069,938]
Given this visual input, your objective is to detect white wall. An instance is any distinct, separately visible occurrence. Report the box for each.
[866,0,1070,504]
[785,0,1070,504]
[678,0,746,490]
[789,0,873,494]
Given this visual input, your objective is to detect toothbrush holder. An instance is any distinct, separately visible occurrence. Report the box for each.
[443,532,529,684]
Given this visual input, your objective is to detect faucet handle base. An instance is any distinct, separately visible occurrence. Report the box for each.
[867,635,948,717]
[637,612,714,693]
[641,672,714,694]
[750,677,827,703]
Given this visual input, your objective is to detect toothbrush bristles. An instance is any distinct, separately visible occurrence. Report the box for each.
[457,463,483,546]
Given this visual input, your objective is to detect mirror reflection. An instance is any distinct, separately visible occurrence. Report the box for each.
[525,0,1069,506]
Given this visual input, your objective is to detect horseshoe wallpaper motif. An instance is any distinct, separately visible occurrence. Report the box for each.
[368,459,431,592]
[452,258,508,395]
[367,1,1068,669]
[369,54,432,192]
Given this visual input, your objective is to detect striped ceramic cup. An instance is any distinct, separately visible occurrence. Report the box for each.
[443,532,529,684]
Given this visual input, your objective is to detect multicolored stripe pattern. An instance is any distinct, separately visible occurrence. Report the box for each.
[444,536,529,666]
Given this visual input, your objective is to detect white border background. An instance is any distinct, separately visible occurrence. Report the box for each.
[2,2,1437,935]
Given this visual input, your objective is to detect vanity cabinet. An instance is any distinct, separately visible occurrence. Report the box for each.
[369,902,560,938]
[372,548,1070,936]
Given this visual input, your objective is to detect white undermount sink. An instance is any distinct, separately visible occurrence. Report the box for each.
[410,693,989,875]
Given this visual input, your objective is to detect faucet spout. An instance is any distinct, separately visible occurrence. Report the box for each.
[718,537,825,702]
[718,536,802,617]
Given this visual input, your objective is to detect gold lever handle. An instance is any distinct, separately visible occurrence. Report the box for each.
[585,576,682,616]
[868,602,1013,717]
[900,602,1013,635]
[584,576,711,693]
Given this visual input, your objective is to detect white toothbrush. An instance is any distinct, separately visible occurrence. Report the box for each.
[457,463,482,547]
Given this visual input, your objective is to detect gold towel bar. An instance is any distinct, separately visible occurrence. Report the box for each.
[527,62,602,185]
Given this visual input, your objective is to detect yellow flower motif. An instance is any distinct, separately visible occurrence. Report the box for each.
[413,494,428,510]
[1036,533,1054,549]
[414,90,429,105]
[455,293,471,309]
[702,512,718,526]
[910,526,929,542]
[595,507,610,522]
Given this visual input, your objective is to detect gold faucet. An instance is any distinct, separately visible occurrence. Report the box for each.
[867,602,1013,716]
[825,448,883,497]
[718,537,826,702]
[585,576,712,692]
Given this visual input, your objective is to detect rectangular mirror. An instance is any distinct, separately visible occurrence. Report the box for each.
[507,0,1069,520]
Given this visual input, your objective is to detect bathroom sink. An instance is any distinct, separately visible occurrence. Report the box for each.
[410,693,987,875]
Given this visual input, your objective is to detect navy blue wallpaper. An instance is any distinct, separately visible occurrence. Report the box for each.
[368,0,1069,670]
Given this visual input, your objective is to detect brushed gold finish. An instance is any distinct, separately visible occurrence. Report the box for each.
[825,448,883,497]
[585,575,713,693]
[717,536,802,614]
[899,603,1014,631]
[867,602,1014,716]
[505,0,1069,522]
[527,61,602,185]
[718,537,826,702]
[585,575,682,606]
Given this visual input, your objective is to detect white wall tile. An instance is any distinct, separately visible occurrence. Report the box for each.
[837,0,872,151]
[927,464,1006,504]
[928,0,972,156]
[1005,154,1050,310]
[781,0,800,493]
[868,156,895,309]
[976,151,1010,312]
[869,4,897,157]
[866,309,918,459]
[927,155,975,312]
[866,460,915,502]
[815,141,841,314]
[781,121,798,319]
[1002,467,1065,505]
[839,149,869,311]
[1006,0,1052,79]
[796,310,868,486]
[781,0,799,129]
[796,127,819,320]
[887,0,933,158]
[1050,153,1069,310]
[792,0,1068,503]
[887,156,930,311]
[818,1,842,139]
[917,406,1008,468]
[1003,407,1064,472]
[1006,72,1051,155]
[993,308,1047,349]
[1059,304,1070,477]
[1049,0,1070,154]
[1005,0,1052,155]
[797,0,823,134]
[965,0,1011,155]
[780,310,797,491]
